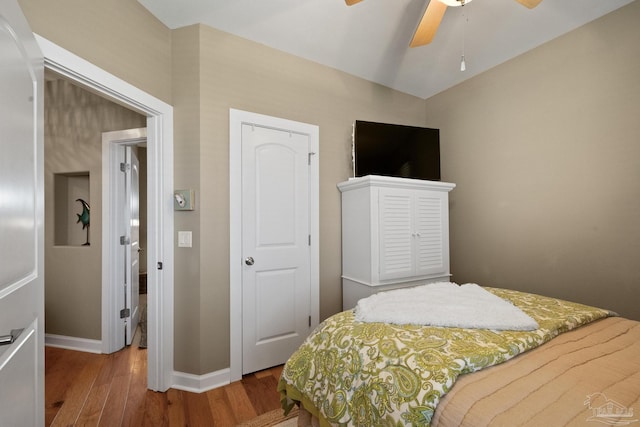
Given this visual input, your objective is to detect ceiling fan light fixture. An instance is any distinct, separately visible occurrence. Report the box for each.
[438,0,471,7]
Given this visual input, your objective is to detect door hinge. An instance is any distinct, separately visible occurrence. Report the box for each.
[120,162,130,172]
[120,308,130,319]
[157,262,163,270]
[308,234,311,246]
[119,235,130,245]
[308,152,316,165]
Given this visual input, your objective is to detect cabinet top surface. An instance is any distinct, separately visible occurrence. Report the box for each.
[338,175,456,193]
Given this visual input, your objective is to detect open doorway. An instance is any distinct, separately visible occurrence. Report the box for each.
[43,75,148,352]
[40,34,174,392]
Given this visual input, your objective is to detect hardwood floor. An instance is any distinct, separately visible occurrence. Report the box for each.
[45,334,284,426]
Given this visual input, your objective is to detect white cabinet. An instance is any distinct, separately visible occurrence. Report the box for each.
[338,175,455,309]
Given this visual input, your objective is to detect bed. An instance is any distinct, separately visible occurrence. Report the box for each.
[277,283,640,426]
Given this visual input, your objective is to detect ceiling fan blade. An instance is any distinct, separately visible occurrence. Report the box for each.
[515,0,542,8]
[345,0,363,5]
[410,0,448,47]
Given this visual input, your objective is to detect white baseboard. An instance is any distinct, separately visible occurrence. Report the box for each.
[172,368,231,393]
[45,334,102,354]
[45,334,232,393]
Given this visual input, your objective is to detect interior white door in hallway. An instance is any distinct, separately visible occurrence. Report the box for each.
[241,124,312,374]
[104,129,145,352]
[124,146,141,346]
[0,1,45,424]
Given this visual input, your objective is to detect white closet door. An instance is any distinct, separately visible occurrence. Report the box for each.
[241,124,311,374]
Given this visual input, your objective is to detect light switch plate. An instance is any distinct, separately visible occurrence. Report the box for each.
[178,231,192,248]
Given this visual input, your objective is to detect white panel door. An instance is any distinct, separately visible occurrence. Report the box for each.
[0,1,44,425]
[125,147,140,345]
[241,124,311,374]
[112,145,141,349]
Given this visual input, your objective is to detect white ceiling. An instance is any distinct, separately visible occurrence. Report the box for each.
[138,0,634,99]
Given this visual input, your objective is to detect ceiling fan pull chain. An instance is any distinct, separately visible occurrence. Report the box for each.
[460,6,468,71]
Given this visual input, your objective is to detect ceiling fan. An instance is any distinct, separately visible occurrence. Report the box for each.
[345,0,543,47]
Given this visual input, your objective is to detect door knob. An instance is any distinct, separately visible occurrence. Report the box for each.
[0,329,23,346]
[245,257,255,266]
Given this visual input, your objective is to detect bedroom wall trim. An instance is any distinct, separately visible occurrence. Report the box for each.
[36,34,175,392]
[171,368,230,393]
[44,334,102,354]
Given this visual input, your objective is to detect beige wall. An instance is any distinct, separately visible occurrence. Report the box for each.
[171,25,203,374]
[19,0,172,104]
[426,1,640,320]
[44,79,146,339]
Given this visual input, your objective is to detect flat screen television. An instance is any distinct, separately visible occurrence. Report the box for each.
[353,120,440,181]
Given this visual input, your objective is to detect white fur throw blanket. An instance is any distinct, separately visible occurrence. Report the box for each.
[354,282,539,330]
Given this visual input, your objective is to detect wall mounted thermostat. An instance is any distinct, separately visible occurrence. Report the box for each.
[174,189,195,211]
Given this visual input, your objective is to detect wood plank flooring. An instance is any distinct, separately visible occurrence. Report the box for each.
[45,335,284,426]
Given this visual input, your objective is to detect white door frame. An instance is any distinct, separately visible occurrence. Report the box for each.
[229,109,319,382]
[102,129,145,352]
[37,35,174,392]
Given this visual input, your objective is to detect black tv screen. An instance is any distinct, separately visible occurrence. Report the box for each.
[354,120,440,181]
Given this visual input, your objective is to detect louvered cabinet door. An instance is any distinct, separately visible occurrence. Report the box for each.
[413,191,449,277]
[378,188,414,281]
[378,188,450,281]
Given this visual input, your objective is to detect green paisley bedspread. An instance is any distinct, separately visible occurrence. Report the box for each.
[277,287,611,427]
